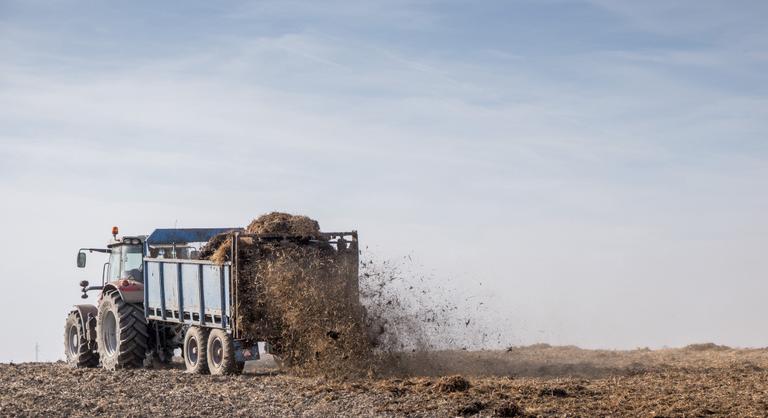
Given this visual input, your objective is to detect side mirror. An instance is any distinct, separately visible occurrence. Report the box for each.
[77,252,86,268]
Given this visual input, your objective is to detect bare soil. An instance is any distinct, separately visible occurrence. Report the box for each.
[3,345,768,417]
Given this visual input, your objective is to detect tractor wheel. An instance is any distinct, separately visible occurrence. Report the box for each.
[206,329,244,375]
[64,311,99,368]
[183,327,209,374]
[96,290,148,370]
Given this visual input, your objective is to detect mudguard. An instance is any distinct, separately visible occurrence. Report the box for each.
[103,279,144,304]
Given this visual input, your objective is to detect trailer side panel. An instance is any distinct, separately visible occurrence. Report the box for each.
[144,258,231,329]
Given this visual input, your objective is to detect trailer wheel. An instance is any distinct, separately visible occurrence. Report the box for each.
[64,311,99,368]
[183,327,209,374]
[96,290,148,370]
[206,329,244,375]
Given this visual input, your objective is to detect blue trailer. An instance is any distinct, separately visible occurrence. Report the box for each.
[65,226,359,375]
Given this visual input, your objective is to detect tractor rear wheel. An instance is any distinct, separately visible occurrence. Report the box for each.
[183,326,209,374]
[96,290,148,370]
[64,311,98,368]
[206,329,244,375]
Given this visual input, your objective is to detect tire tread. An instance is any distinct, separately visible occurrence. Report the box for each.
[64,311,99,368]
[96,290,148,370]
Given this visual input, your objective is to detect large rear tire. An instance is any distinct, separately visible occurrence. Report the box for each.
[64,311,98,368]
[206,329,244,375]
[96,290,148,370]
[183,326,209,374]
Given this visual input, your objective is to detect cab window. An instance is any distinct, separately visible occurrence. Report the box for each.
[122,245,143,276]
[109,249,121,280]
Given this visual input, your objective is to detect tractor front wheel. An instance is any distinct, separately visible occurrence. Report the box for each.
[96,290,148,370]
[64,311,98,368]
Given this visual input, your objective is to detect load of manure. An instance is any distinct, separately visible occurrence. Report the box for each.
[202,212,372,377]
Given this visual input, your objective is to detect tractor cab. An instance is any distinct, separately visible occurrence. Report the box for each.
[107,236,145,282]
[76,226,146,302]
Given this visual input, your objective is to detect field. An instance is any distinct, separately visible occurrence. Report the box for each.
[2,344,767,417]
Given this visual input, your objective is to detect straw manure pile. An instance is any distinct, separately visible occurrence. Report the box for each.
[202,212,372,377]
[245,212,321,237]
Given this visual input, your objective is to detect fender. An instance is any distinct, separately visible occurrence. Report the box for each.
[103,279,145,304]
[73,304,98,345]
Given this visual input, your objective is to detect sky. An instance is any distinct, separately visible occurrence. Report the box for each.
[1,0,767,362]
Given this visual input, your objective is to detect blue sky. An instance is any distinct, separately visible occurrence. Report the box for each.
[1,0,767,362]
